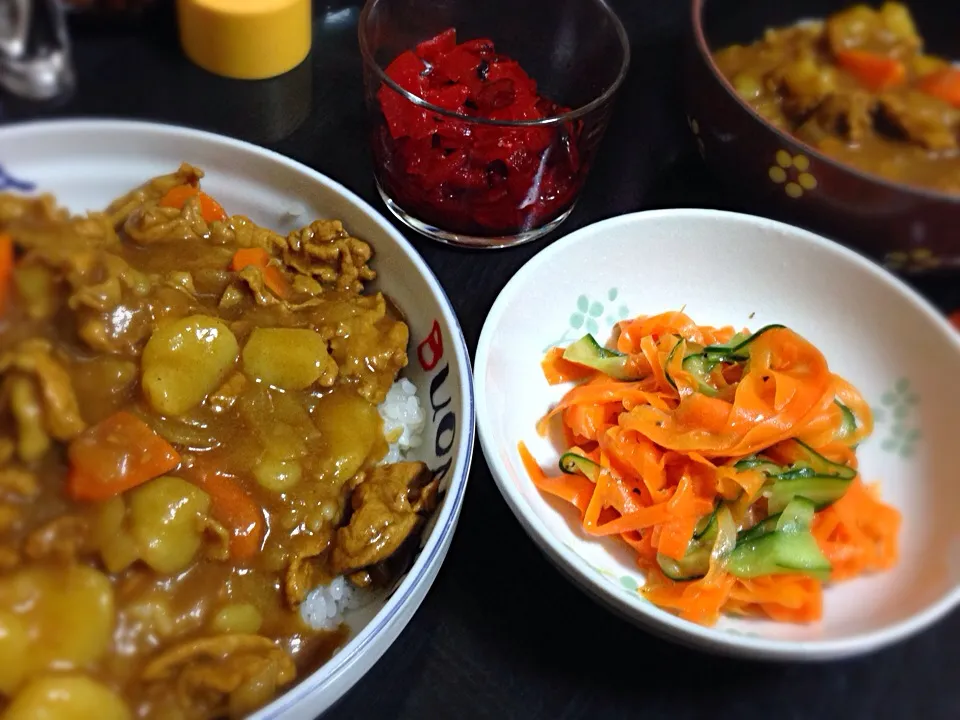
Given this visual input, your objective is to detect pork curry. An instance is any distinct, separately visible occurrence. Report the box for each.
[0,165,438,719]
[714,3,960,193]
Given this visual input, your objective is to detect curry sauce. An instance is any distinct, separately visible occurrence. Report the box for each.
[0,164,436,719]
[714,2,960,193]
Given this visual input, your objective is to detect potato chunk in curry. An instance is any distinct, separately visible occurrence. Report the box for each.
[0,165,437,719]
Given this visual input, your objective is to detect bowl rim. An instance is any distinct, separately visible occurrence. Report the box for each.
[475,206,960,660]
[0,118,478,714]
[357,0,631,128]
[690,0,960,206]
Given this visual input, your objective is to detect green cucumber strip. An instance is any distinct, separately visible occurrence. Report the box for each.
[562,334,640,381]
[657,507,720,581]
[663,335,685,390]
[712,505,739,565]
[734,455,783,476]
[566,333,623,359]
[737,515,780,544]
[766,476,852,513]
[775,497,816,533]
[693,504,719,539]
[700,324,786,360]
[677,324,787,394]
[734,442,856,497]
[558,452,601,482]
[680,354,721,397]
[657,543,712,581]
[790,440,857,480]
[727,530,832,581]
[657,506,733,581]
[835,400,857,440]
[706,331,749,351]
[737,498,816,543]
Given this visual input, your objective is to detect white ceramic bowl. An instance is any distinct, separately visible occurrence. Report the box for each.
[0,120,475,717]
[475,209,960,661]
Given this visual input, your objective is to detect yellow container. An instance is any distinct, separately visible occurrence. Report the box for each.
[177,0,312,80]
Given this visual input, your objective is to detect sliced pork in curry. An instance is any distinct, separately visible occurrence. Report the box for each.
[0,164,436,720]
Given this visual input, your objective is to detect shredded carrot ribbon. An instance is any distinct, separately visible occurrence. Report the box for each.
[522,310,900,626]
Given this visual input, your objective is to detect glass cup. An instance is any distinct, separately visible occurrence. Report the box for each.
[358,0,630,249]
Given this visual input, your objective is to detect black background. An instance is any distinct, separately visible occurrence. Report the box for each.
[5,1,959,718]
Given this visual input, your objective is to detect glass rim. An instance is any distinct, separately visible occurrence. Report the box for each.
[357,0,631,128]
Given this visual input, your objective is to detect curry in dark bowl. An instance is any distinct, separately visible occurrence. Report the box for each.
[0,165,437,719]
[686,0,960,272]
[715,3,960,194]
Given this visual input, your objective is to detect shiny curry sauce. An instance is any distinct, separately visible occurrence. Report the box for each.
[714,2,960,193]
[0,165,437,719]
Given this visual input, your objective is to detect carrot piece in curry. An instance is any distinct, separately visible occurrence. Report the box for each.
[67,411,182,501]
[0,233,12,317]
[835,50,906,91]
[231,247,291,299]
[917,67,960,108]
[187,463,265,561]
[159,183,228,224]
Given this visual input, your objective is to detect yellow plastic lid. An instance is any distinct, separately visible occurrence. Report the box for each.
[177,0,312,80]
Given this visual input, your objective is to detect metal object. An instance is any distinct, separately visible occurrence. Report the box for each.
[0,0,75,100]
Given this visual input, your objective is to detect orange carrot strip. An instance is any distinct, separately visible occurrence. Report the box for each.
[528,310,894,628]
[622,311,704,345]
[621,529,657,562]
[794,386,844,447]
[836,50,905,91]
[727,575,822,623]
[67,412,181,501]
[657,513,699,561]
[639,335,673,396]
[563,403,617,443]
[536,378,663,435]
[623,328,834,456]
[600,426,671,502]
[642,571,736,625]
[586,476,712,537]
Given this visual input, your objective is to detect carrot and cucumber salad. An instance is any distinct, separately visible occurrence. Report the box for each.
[519,310,900,626]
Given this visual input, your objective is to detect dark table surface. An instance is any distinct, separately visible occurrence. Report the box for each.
[5,2,960,719]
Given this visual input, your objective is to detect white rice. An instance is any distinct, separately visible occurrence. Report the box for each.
[378,378,426,464]
[300,377,426,630]
[300,576,361,630]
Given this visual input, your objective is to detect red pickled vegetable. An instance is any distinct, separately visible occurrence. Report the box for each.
[415,27,457,63]
[949,310,960,331]
[375,28,584,237]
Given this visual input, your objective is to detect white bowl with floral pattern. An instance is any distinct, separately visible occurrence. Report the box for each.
[475,208,960,660]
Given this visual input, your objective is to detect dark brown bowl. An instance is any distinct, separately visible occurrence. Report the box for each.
[686,0,960,273]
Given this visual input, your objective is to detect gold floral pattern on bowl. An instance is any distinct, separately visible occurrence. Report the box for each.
[686,116,706,158]
[884,247,942,272]
[769,150,818,198]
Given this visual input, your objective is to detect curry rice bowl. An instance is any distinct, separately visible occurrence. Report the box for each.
[300,377,426,631]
